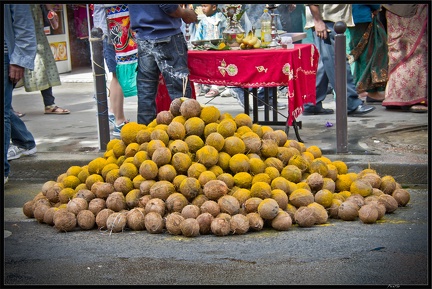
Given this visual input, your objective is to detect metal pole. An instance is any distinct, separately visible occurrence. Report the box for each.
[334,21,348,153]
[90,27,110,152]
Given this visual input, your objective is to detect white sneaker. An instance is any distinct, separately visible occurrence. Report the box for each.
[4,176,8,185]
[220,88,234,98]
[7,145,37,160]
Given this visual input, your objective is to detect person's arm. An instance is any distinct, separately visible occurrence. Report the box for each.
[308,4,328,39]
[167,5,198,24]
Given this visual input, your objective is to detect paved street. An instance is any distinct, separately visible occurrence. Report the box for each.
[3,67,429,286]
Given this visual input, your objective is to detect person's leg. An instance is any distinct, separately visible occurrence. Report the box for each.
[4,53,13,179]
[303,28,333,113]
[41,87,55,107]
[322,22,363,112]
[156,34,192,101]
[41,87,70,114]
[10,111,36,150]
[136,39,160,125]
[109,73,126,125]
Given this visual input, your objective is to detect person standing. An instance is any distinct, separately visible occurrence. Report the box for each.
[128,4,197,125]
[303,4,375,116]
[194,4,227,98]
[4,4,37,184]
[22,4,70,115]
[381,4,428,113]
[347,4,387,102]
[92,4,129,136]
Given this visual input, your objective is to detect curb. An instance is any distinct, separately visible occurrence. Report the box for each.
[8,152,428,185]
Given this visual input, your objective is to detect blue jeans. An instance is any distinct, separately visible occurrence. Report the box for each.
[135,33,192,125]
[4,53,36,177]
[41,87,55,107]
[304,21,362,112]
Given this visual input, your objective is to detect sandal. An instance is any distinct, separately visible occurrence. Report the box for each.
[44,105,70,114]
[204,88,220,98]
[13,110,25,118]
[407,104,428,113]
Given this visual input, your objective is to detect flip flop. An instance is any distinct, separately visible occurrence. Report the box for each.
[407,105,428,113]
[204,88,220,98]
[44,105,70,114]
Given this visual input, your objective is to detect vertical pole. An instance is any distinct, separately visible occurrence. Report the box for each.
[90,27,110,151]
[334,21,348,153]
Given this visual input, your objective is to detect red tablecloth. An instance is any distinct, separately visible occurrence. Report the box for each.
[156,44,319,125]
[188,44,319,125]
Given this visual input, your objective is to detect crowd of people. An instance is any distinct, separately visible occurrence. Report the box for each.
[4,4,429,184]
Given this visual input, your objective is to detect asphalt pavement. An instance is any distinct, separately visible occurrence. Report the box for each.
[3,67,430,286]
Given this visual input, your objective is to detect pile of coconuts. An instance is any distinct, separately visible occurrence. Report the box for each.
[22,98,411,237]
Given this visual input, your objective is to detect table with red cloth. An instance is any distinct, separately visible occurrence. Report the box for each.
[187,44,319,126]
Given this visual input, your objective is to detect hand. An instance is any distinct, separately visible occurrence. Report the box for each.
[9,64,24,84]
[314,21,328,39]
[181,8,198,24]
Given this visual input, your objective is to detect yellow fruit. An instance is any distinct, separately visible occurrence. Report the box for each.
[332,160,348,175]
[62,175,81,189]
[88,157,108,175]
[253,39,261,48]
[66,166,82,177]
[120,122,144,145]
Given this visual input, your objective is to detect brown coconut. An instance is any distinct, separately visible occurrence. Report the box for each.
[327,199,343,219]
[367,201,386,220]
[75,189,96,203]
[181,204,201,219]
[23,200,35,218]
[105,191,126,212]
[218,195,240,215]
[378,194,398,213]
[149,180,176,201]
[243,197,263,213]
[45,183,63,203]
[294,206,316,227]
[165,212,185,235]
[180,218,201,237]
[379,175,397,194]
[169,97,183,116]
[257,198,279,220]
[54,210,77,232]
[306,172,324,193]
[203,179,229,200]
[271,210,292,231]
[67,197,88,215]
[210,217,231,236]
[41,180,57,195]
[337,201,359,221]
[158,164,177,182]
[179,98,202,119]
[200,200,221,217]
[126,208,146,231]
[271,189,289,209]
[230,214,250,234]
[165,192,189,213]
[144,212,165,233]
[106,212,127,233]
[92,182,114,199]
[144,197,166,216]
[77,209,96,230]
[346,194,365,208]
[358,204,379,224]
[246,212,264,231]
[360,173,382,188]
[307,202,328,224]
[139,180,156,196]
[392,188,411,207]
[52,208,68,225]
[42,207,59,225]
[179,177,202,201]
[289,189,314,208]
[138,194,152,209]
[95,208,114,229]
[189,195,207,209]
[156,110,174,125]
[196,212,214,235]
